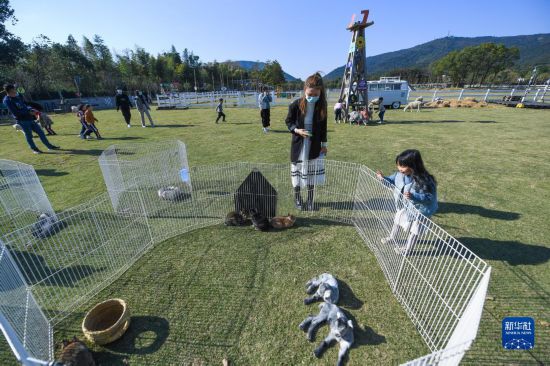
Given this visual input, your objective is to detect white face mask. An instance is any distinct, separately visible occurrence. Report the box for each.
[116,89,122,94]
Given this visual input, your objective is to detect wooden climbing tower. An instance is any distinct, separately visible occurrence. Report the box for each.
[338,10,374,122]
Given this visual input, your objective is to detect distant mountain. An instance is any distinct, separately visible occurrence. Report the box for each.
[230,60,299,81]
[325,34,550,80]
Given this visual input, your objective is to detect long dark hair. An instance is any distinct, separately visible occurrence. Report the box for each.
[395,149,437,192]
[299,72,327,120]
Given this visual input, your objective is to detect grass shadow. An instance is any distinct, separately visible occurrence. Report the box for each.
[103,316,169,355]
[60,149,105,156]
[347,312,386,348]
[8,248,105,287]
[458,237,550,265]
[388,119,466,125]
[35,169,69,177]
[268,129,290,133]
[154,124,196,128]
[295,217,353,228]
[338,280,364,310]
[100,136,144,141]
[437,202,520,220]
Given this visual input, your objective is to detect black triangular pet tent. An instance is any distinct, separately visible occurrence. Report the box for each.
[235,169,277,218]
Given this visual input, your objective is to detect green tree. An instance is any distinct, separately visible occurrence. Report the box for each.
[0,0,24,67]
[432,43,520,86]
[261,60,286,86]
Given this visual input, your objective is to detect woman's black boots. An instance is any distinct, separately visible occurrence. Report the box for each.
[306,185,315,211]
[294,186,303,209]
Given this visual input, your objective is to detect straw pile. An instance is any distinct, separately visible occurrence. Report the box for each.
[424,97,489,108]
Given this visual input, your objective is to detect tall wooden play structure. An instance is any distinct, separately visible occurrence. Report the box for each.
[338,10,374,122]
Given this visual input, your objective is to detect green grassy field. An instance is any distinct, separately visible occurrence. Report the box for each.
[0,104,549,365]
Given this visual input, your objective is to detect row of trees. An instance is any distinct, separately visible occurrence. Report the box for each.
[431,43,521,87]
[326,43,549,89]
[0,1,300,99]
[1,34,296,99]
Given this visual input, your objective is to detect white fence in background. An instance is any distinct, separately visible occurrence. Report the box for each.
[408,87,549,104]
[0,141,491,366]
[157,91,279,109]
[156,86,549,109]
[324,87,550,105]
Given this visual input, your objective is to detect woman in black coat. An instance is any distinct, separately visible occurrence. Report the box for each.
[285,72,328,211]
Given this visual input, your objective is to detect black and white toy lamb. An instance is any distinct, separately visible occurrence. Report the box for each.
[304,273,339,305]
[31,213,61,239]
[157,186,186,201]
[299,302,354,366]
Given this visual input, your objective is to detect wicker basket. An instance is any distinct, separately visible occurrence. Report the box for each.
[82,298,130,345]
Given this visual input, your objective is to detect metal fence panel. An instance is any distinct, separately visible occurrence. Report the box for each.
[0,149,491,365]
[0,160,54,237]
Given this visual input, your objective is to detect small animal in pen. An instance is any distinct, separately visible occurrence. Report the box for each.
[270,213,296,229]
[224,209,249,226]
[54,336,95,366]
[250,208,270,231]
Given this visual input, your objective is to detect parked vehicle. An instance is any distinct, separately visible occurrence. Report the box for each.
[367,76,410,109]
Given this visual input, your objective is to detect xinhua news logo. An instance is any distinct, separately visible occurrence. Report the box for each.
[502,317,535,350]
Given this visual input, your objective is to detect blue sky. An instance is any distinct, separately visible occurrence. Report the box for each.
[6,0,550,80]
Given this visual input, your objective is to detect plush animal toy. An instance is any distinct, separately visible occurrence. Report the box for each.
[299,303,354,366]
[304,273,339,305]
[157,186,186,201]
[31,213,61,239]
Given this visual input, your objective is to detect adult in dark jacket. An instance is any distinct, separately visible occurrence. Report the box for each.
[2,84,59,154]
[285,72,328,211]
[134,90,155,127]
[258,86,272,133]
[115,89,133,127]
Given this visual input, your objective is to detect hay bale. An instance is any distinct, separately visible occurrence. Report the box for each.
[442,101,451,107]
[463,97,478,103]
[82,299,130,345]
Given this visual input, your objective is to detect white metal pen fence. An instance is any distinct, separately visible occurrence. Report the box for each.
[0,142,491,366]
[0,161,54,237]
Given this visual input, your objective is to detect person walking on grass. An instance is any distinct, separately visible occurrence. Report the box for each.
[76,104,92,139]
[215,98,226,123]
[258,87,272,133]
[84,104,102,139]
[285,72,328,211]
[2,84,60,154]
[134,90,155,127]
[334,99,343,123]
[376,149,437,254]
[378,97,386,124]
[115,89,133,127]
[35,111,56,135]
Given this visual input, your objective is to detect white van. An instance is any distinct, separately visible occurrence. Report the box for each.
[367,77,410,109]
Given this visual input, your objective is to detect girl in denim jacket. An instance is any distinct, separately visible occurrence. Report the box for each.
[376,149,437,253]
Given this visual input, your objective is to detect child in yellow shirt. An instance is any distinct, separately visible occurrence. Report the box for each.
[84,104,102,139]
